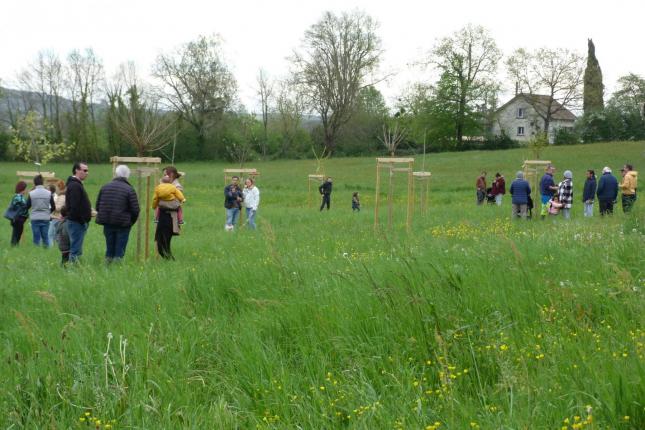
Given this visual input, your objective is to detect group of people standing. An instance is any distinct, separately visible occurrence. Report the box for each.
[494,163,638,219]
[224,176,260,231]
[6,162,188,263]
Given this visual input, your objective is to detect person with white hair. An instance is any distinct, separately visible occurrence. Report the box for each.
[557,170,574,219]
[596,166,618,215]
[95,164,140,262]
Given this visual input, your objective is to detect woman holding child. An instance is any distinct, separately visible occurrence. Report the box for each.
[153,166,185,259]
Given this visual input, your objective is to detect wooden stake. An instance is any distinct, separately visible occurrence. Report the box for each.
[406,161,413,230]
[374,162,381,229]
[136,171,142,262]
[145,175,151,260]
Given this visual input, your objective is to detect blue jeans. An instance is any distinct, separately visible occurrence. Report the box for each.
[226,208,240,227]
[48,219,60,247]
[246,208,257,229]
[31,220,50,247]
[584,202,594,217]
[67,220,89,262]
[103,225,131,260]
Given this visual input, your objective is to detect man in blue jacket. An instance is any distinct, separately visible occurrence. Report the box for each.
[509,171,531,219]
[596,166,618,215]
[539,164,558,219]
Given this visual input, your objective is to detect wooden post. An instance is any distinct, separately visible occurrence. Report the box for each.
[375,158,414,230]
[374,162,381,229]
[387,165,393,229]
[136,170,142,262]
[145,175,151,260]
[406,160,413,229]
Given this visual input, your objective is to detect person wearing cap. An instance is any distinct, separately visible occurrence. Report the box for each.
[509,171,531,219]
[539,165,558,219]
[619,164,638,213]
[582,170,597,217]
[596,167,618,215]
[557,170,574,219]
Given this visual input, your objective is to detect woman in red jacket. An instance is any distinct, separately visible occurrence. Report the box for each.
[491,173,506,206]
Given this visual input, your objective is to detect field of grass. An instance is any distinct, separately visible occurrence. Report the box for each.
[1,141,644,429]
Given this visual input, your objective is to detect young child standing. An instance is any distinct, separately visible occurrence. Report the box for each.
[55,206,71,264]
[352,192,361,212]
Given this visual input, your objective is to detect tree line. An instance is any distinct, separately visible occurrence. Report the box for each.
[1,12,644,164]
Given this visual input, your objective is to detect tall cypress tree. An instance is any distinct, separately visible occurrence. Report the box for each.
[583,39,604,114]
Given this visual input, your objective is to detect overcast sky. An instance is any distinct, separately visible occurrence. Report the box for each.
[1,0,643,111]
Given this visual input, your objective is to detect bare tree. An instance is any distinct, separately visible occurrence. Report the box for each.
[292,10,382,154]
[256,69,274,159]
[379,122,406,157]
[430,25,501,145]
[507,48,584,134]
[115,85,175,157]
[66,48,104,160]
[153,35,237,155]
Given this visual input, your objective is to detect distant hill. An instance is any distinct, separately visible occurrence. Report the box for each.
[0,86,81,129]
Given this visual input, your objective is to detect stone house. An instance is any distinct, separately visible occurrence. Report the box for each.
[491,94,577,143]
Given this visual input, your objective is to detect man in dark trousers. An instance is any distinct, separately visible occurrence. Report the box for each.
[319,177,333,211]
[95,164,140,263]
[65,162,92,262]
[596,166,619,215]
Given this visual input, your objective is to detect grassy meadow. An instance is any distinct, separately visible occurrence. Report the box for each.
[1,141,644,429]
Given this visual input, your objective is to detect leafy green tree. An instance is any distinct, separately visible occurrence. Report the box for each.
[429,25,501,147]
[11,111,71,163]
[336,86,388,155]
[583,39,604,114]
[153,35,237,158]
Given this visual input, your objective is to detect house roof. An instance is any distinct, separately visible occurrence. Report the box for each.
[497,94,577,121]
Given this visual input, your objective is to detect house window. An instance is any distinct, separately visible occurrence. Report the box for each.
[517,126,525,136]
[517,108,524,118]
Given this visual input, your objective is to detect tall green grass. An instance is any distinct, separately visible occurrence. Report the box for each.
[0,141,643,429]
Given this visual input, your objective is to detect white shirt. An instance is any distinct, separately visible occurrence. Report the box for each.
[243,186,260,210]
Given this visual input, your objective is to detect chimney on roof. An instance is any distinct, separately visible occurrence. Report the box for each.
[515,82,519,96]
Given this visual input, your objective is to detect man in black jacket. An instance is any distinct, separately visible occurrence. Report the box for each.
[65,162,92,262]
[95,165,140,262]
[319,177,333,211]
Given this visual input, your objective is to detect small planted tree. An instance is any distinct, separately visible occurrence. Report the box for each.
[114,85,175,157]
[11,111,71,164]
[527,132,549,160]
[379,122,406,157]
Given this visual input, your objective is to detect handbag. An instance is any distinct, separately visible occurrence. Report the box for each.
[3,202,19,221]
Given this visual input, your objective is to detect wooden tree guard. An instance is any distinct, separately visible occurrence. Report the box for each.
[224,168,260,225]
[413,171,432,214]
[307,174,325,208]
[110,156,161,261]
[17,171,60,188]
[374,157,414,230]
[523,160,552,198]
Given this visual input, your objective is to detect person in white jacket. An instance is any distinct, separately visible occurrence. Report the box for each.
[243,178,260,229]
